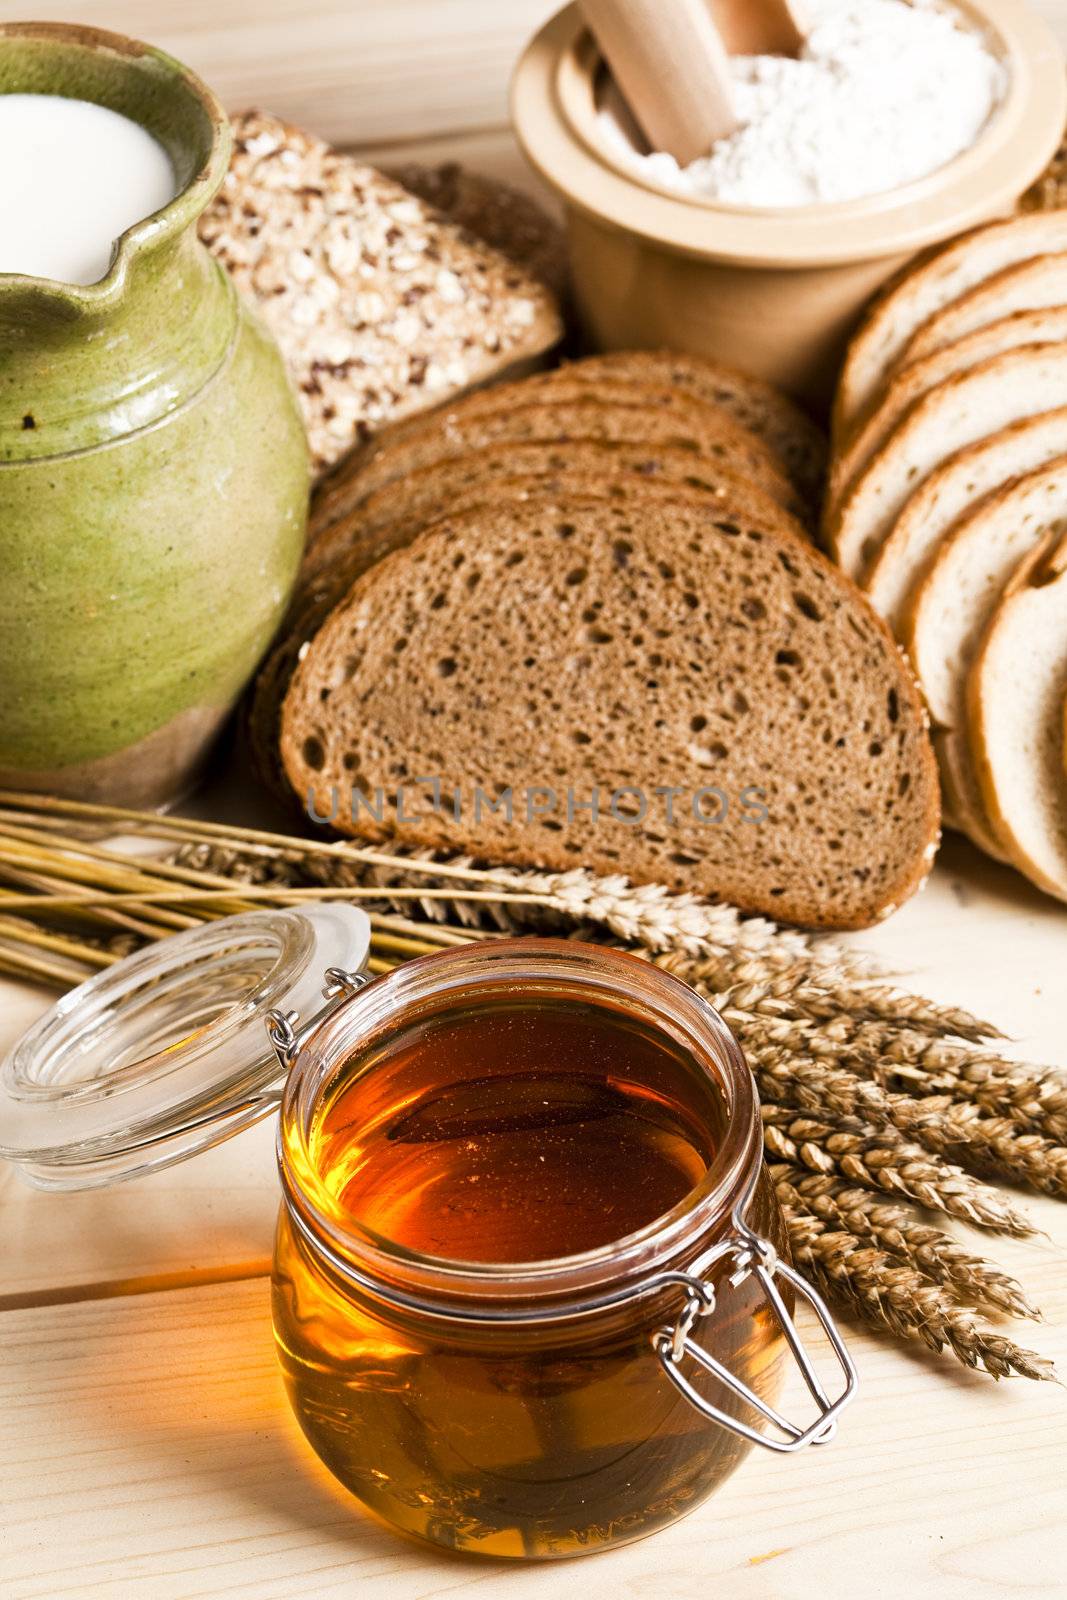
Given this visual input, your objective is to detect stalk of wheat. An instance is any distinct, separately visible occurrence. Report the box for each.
[0,788,1062,1384]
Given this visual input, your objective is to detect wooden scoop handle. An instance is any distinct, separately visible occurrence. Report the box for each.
[581,0,739,164]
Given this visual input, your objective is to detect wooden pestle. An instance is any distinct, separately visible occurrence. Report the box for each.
[581,0,807,165]
[710,0,807,58]
[580,0,740,163]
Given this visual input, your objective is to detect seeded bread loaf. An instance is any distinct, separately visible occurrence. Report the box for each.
[834,213,1067,442]
[905,461,1067,857]
[302,438,806,588]
[969,532,1067,901]
[827,309,1067,520]
[279,497,940,930]
[311,384,801,537]
[199,111,563,473]
[864,409,1067,631]
[385,161,568,301]
[829,344,1067,582]
[545,350,827,502]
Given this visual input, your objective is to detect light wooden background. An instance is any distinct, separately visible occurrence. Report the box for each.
[4,0,1061,154]
[2,4,1067,1598]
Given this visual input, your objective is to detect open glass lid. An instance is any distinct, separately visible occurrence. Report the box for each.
[0,905,370,1191]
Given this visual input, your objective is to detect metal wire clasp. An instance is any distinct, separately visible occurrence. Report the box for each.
[653,1216,858,1455]
[266,966,370,1069]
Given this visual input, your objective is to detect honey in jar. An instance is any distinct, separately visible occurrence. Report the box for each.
[273,939,822,1558]
[0,912,855,1563]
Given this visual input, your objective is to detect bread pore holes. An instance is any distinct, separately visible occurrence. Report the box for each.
[793,591,822,621]
[302,734,326,772]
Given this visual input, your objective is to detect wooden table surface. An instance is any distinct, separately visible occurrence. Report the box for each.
[3,4,1067,1596]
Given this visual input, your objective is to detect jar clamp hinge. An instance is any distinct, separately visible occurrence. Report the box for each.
[266,966,370,1069]
[653,1215,858,1454]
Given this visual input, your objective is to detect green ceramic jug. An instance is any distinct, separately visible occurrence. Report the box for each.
[0,23,309,807]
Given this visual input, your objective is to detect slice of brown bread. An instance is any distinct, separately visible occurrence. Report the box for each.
[279,497,940,930]
[904,461,1067,858]
[199,111,563,475]
[252,472,808,797]
[829,344,1067,582]
[312,386,803,536]
[827,308,1067,521]
[301,438,808,587]
[900,256,1067,368]
[544,350,827,502]
[968,532,1067,901]
[864,408,1067,632]
[834,213,1067,442]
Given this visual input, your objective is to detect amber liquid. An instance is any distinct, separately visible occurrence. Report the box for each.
[273,995,787,1558]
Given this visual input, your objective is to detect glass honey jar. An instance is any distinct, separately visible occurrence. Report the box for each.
[0,908,855,1560]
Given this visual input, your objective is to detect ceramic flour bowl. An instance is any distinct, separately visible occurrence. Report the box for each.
[512,1,1067,408]
[0,23,308,808]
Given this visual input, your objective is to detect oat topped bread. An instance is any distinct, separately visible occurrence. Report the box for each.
[386,161,568,300]
[200,111,563,473]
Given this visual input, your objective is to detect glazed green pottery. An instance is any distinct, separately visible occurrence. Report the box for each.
[0,23,309,807]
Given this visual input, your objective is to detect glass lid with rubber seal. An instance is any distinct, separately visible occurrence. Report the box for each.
[0,904,370,1190]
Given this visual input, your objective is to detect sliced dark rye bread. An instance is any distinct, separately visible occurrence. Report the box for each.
[252,473,807,797]
[547,349,827,503]
[280,496,940,930]
[300,438,809,587]
[311,382,802,534]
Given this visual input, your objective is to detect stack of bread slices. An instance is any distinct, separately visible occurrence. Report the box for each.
[252,351,943,932]
[825,214,1067,904]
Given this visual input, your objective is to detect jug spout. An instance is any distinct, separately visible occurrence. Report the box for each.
[0,21,234,461]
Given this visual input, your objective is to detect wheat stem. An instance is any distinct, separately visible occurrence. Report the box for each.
[782,1205,1056,1382]
[770,1166,1038,1319]
[762,1106,1034,1236]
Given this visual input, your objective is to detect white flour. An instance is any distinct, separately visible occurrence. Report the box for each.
[598,0,1006,208]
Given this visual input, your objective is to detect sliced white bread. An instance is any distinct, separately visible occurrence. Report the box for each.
[905,459,1067,858]
[968,531,1067,901]
[827,308,1067,520]
[829,345,1067,583]
[865,408,1067,632]
[834,213,1067,442]
[900,255,1067,368]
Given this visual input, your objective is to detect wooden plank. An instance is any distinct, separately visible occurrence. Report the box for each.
[0,1272,1064,1600]
[0,1,558,149]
